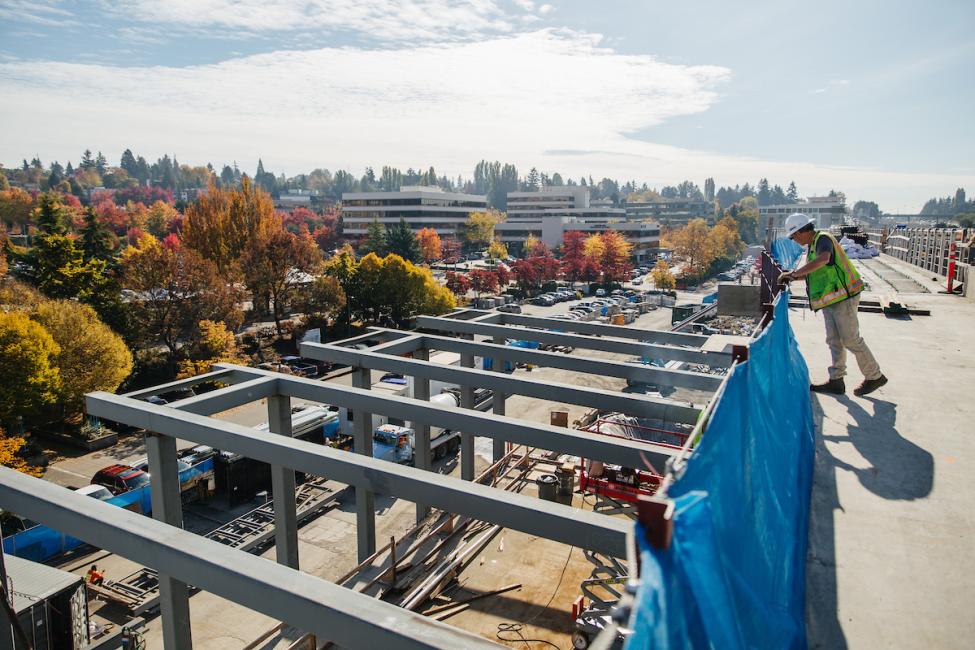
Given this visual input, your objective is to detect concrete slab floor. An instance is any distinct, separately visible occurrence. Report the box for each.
[793,258,975,649]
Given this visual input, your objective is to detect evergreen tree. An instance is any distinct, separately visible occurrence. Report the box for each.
[704,177,715,202]
[120,149,138,176]
[65,161,74,176]
[95,151,107,174]
[525,167,540,190]
[786,181,799,203]
[386,219,421,262]
[757,178,771,205]
[36,193,70,235]
[81,207,114,261]
[359,219,388,257]
[80,149,95,170]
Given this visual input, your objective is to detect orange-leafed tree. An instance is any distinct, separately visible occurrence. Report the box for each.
[0,188,33,234]
[241,222,322,335]
[183,176,277,277]
[417,227,442,263]
[599,230,633,284]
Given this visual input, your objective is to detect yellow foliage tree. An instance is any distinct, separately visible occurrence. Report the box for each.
[651,260,677,290]
[0,311,61,424]
[0,430,43,477]
[667,218,717,279]
[177,320,249,378]
[486,239,508,260]
[583,234,605,264]
[462,210,503,249]
[32,300,133,415]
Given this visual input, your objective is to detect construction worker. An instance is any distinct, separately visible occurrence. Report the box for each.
[778,213,887,396]
[86,564,105,586]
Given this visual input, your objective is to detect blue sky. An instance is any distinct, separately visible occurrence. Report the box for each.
[1,0,972,211]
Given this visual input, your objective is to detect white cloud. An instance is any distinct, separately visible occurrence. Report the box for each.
[0,29,969,211]
[511,0,535,10]
[538,3,554,14]
[0,0,79,28]
[101,0,523,42]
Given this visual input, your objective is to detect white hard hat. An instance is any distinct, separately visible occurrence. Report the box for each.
[784,213,815,238]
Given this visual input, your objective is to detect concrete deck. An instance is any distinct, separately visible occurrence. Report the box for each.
[795,255,975,649]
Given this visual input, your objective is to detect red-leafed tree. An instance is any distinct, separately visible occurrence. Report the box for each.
[468,269,499,297]
[441,237,462,262]
[495,264,511,288]
[94,196,130,236]
[444,271,470,296]
[114,185,174,206]
[561,230,601,282]
[511,259,539,293]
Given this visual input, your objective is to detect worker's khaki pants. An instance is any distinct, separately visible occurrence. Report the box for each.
[822,294,882,381]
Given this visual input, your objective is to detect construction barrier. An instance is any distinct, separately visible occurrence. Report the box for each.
[771,237,804,270]
[3,458,214,563]
[626,292,814,649]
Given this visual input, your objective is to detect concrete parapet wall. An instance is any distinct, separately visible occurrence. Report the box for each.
[717,283,761,317]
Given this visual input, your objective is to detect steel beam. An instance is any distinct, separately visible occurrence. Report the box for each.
[465,310,709,347]
[123,367,256,399]
[372,330,725,392]
[413,349,432,523]
[352,367,376,561]
[491,334,506,462]
[146,433,192,649]
[85,393,629,557]
[459,345,476,481]
[0,468,501,649]
[300,342,702,424]
[168,376,279,415]
[417,316,732,368]
[220,367,679,467]
[268,395,299,570]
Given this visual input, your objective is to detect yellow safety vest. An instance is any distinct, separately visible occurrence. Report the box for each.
[807,232,864,310]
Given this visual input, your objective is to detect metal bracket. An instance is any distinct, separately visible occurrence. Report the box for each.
[636,495,674,550]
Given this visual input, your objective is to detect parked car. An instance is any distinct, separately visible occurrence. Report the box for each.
[595,288,607,297]
[497,303,522,314]
[75,485,114,501]
[91,465,151,495]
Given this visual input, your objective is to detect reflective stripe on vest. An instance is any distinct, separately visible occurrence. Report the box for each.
[807,231,863,310]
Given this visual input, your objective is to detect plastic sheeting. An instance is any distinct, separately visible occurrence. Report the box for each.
[3,458,214,563]
[771,238,805,270]
[626,293,815,650]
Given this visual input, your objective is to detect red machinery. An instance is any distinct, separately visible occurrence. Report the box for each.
[577,418,690,503]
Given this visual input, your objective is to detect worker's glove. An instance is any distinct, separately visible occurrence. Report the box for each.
[777,271,793,284]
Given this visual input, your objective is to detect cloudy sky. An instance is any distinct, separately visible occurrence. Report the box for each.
[1,0,972,211]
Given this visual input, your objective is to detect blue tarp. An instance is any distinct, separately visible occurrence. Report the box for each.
[771,238,805,270]
[3,457,214,563]
[626,293,815,650]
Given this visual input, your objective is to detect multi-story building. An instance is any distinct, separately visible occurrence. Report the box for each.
[624,198,713,227]
[760,196,848,233]
[496,187,658,262]
[341,186,487,239]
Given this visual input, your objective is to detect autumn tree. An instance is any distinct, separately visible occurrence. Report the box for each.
[145,200,180,238]
[183,177,277,277]
[598,230,633,284]
[441,237,462,262]
[0,429,43,477]
[486,239,508,260]
[121,234,241,363]
[445,271,471,297]
[524,234,543,257]
[386,218,421,262]
[494,264,511,288]
[0,188,33,233]
[32,300,132,415]
[708,216,745,262]
[303,274,347,328]
[0,311,61,425]
[177,320,248,378]
[651,260,676,290]
[511,259,539,293]
[417,227,442,263]
[667,219,716,280]
[461,210,503,250]
[241,221,321,334]
[468,269,500,297]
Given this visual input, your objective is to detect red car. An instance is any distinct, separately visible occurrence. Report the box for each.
[91,465,150,495]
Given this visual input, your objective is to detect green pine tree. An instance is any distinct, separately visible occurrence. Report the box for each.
[36,193,70,235]
[81,207,114,262]
[359,219,388,257]
[386,218,421,262]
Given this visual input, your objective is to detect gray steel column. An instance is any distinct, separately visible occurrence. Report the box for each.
[352,366,376,561]
[146,433,192,649]
[0,550,14,650]
[268,395,299,569]
[491,334,506,462]
[413,349,432,522]
[460,341,476,481]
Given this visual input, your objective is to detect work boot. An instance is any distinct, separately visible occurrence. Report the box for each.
[854,375,888,397]
[810,378,845,395]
